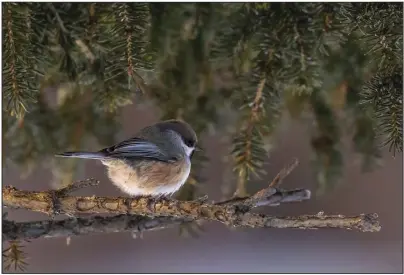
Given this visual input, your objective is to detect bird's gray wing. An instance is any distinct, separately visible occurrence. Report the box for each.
[101,137,176,162]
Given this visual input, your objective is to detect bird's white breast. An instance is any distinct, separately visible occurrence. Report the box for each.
[154,158,191,196]
[102,158,191,197]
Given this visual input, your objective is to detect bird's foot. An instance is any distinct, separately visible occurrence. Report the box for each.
[124,197,135,214]
[146,195,158,214]
[146,194,171,214]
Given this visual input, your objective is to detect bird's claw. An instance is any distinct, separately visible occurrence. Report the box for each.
[146,196,157,213]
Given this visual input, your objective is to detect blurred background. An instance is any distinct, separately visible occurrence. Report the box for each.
[2,2,403,273]
[3,103,403,273]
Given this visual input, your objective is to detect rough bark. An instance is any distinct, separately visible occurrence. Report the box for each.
[3,211,380,241]
[2,215,183,241]
[2,159,382,241]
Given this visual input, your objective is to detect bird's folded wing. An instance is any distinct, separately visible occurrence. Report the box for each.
[103,137,175,162]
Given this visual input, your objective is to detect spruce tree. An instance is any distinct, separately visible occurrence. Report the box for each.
[2,3,402,270]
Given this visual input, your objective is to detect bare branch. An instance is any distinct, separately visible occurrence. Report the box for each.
[219,158,304,208]
[2,186,312,241]
[2,215,185,241]
[3,161,309,220]
[3,185,318,228]
[57,178,100,195]
[2,184,380,234]
[2,160,381,241]
[268,158,299,188]
[216,188,310,208]
[3,211,380,241]
[257,189,311,207]
[130,69,150,95]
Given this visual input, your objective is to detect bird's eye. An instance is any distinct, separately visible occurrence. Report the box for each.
[184,139,194,147]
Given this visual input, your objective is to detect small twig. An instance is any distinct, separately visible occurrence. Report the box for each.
[74,39,96,63]
[193,195,209,204]
[57,178,100,195]
[222,158,302,209]
[130,65,150,95]
[52,179,101,217]
[217,188,310,207]
[246,158,299,206]
[268,158,299,188]
[257,189,311,207]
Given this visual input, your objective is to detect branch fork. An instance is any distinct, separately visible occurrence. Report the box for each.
[2,159,381,241]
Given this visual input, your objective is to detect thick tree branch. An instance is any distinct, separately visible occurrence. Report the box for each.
[3,211,380,241]
[2,186,316,228]
[2,188,313,241]
[2,215,185,241]
[3,188,312,241]
[2,160,381,241]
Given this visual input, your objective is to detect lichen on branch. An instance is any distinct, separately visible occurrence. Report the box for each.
[3,160,381,241]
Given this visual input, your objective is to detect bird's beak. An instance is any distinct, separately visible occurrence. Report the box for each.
[194,146,203,152]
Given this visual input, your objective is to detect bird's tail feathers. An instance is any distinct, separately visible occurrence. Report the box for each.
[55,151,107,160]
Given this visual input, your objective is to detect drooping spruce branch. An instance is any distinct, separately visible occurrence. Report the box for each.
[361,70,403,155]
[2,3,38,119]
[47,3,95,63]
[231,77,267,198]
[2,240,29,272]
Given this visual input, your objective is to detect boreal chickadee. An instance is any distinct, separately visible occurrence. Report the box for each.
[56,120,198,197]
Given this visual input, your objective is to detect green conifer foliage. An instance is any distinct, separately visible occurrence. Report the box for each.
[2,3,402,194]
